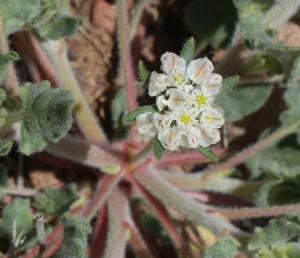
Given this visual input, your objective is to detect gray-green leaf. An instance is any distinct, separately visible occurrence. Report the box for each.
[179,37,195,63]
[19,81,75,155]
[33,183,79,216]
[215,75,239,99]
[153,137,165,160]
[204,238,240,258]
[52,214,91,258]
[0,52,20,82]
[215,82,273,121]
[248,219,300,251]
[122,105,158,122]
[138,60,150,88]
[197,146,217,161]
[0,140,13,156]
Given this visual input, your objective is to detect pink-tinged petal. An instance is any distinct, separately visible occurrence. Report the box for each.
[187,58,213,85]
[203,73,222,96]
[180,126,201,148]
[158,126,182,151]
[197,125,220,147]
[160,52,186,75]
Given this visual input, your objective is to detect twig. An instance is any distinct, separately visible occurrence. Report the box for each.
[34,215,46,256]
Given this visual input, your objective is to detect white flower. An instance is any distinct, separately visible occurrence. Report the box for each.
[201,73,222,96]
[197,124,221,147]
[137,50,226,152]
[200,106,225,129]
[166,88,190,111]
[148,72,170,97]
[173,108,198,129]
[153,112,174,131]
[160,52,186,76]
[180,126,201,149]
[186,57,214,85]
[136,112,157,136]
[158,126,182,151]
[156,95,169,111]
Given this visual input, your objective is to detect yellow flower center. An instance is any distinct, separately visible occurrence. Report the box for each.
[180,113,192,125]
[175,74,184,85]
[196,94,207,105]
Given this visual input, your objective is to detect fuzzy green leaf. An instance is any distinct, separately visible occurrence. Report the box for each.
[234,0,300,82]
[52,214,91,258]
[0,140,13,156]
[197,146,218,161]
[215,82,273,121]
[0,52,20,82]
[138,60,150,87]
[0,0,41,35]
[0,199,34,249]
[122,105,158,122]
[33,183,79,215]
[253,243,300,258]
[204,238,240,258]
[37,10,82,40]
[185,0,238,48]
[248,219,300,251]
[153,137,165,160]
[179,37,195,63]
[215,75,239,99]
[19,81,75,155]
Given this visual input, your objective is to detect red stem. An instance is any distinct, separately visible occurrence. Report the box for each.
[90,202,108,258]
[157,147,235,167]
[82,167,127,221]
[127,174,189,255]
[124,221,153,258]
[202,127,295,181]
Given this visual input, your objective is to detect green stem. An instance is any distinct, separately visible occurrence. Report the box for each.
[38,39,107,144]
[0,17,19,97]
[263,0,300,29]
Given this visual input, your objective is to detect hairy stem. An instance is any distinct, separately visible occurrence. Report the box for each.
[202,125,297,181]
[104,187,129,258]
[82,168,127,221]
[263,0,300,29]
[38,39,107,144]
[208,204,300,220]
[0,17,19,96]
[117,0,138,146]
[134,166,242,236]
[45,134,124,173]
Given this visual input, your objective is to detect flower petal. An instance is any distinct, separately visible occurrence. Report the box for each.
[200,107,224,128]
[160,52,186,75]
[197,125,220,147]
[203,73,222,96]
[158,126,182,151]
[153,112,174,131]
[180,126,201,149]
[156,95,169,111]
[167,88,190,111]
[136,112,157,136]
[186,57,213,85]
[148,72,170,97]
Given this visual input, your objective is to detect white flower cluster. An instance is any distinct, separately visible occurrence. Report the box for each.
[136,52,225,151]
